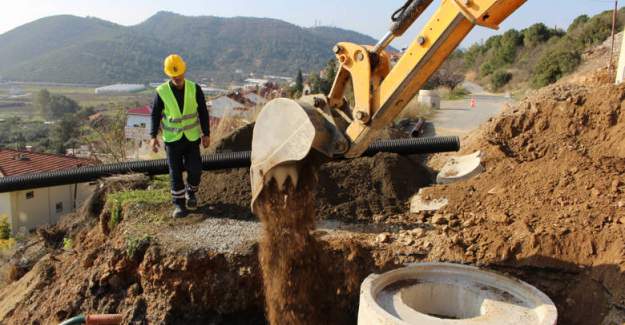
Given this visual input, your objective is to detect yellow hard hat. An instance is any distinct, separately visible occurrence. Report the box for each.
[163,54,186,78]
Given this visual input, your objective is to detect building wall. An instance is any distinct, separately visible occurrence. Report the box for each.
[8,183,96,235]
[12,187,51,234]
[127,115,151,129]
[0,193,12,231]
[76,183,96,207]
[47,185,73,225]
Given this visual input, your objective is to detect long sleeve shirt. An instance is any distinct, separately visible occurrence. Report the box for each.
[150,81,210,139]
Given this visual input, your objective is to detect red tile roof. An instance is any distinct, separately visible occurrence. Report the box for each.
[0,149,97,177]
[127,105,152,116]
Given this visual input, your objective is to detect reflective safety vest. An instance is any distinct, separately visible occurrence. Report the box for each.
[157,80,201,143]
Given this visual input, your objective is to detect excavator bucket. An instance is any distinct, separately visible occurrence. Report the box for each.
[250,96,346,211]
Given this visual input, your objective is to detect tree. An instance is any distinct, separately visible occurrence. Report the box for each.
[51,114,81,154]
[49,94,80,118]
[84,105,128,162]
[295,69,304,93]
[568,14,590,33]
[307,59,338,95]
[319,59,337,95]
[522,23,563,47]
[530,47,581,88]
[34,89,80,119]
[34,89,52,117]
[491,70,512,90]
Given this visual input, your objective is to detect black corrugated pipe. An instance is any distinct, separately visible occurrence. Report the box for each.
[0,136,459,193]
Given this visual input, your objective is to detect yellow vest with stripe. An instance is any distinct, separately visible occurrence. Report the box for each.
[157,80,201,143]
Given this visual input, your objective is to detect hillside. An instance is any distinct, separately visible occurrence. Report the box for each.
[458,7,625,91]
[0,12,380,84]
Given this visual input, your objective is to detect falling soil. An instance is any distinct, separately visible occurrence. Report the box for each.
[254,161,326,325]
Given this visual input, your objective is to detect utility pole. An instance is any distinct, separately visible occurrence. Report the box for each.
[610,0,619,73]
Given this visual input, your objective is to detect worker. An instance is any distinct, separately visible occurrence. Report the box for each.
[149,54,210,218]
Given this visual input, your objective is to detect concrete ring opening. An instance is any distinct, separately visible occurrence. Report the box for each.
[358,263,558,325]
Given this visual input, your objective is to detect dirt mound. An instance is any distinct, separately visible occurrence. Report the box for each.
[416,72,625,324]
[197,153,432,223]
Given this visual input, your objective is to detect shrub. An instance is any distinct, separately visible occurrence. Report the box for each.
[479,61,495,78]
[491,70,512,90]
[531,48,581,88]
[126,235,152,259]
[568,14,590,33]
[0,215,10,240]
[523,23,551,47]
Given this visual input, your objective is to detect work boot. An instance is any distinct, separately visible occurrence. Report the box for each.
[186,193,198,209]
[172,204,188,218]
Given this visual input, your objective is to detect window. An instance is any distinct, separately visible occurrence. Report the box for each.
[25,191,34,199]
[55,202,63,213]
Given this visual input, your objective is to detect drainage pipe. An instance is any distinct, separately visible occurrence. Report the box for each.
[0,136,459,193]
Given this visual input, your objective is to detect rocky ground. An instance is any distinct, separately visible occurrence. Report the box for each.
[1,62,625,324]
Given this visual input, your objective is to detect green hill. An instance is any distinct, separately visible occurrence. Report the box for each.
[458,8,625,91]
[0,12,381,84]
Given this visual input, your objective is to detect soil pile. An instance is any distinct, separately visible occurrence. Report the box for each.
[196,153,432,222]
[415,70,625,324]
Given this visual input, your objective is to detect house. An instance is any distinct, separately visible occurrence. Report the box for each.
[207,95,252,129]
[244,93,267,106]
[125,105,152,142]
[0,150,97,235]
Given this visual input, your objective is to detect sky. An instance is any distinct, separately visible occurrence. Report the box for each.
[0,0,620,48]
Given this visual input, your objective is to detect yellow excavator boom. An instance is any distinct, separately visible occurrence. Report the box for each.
[250,0,526,210]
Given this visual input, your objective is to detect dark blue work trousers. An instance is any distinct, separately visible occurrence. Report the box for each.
[165,136,202,204]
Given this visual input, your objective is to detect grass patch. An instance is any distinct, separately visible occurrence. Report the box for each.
[437,86,470,100]
[447,87,470,100]
[125,234,152,259]
[0,238,16,251]
[63,237,74,251]
[150,175,171,190]
[0,215,10,240]
[106,189,169,230]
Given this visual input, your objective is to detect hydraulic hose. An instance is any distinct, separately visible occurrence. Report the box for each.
[59,315,85,325]
[0,136,459,193]
[59,314,122,325]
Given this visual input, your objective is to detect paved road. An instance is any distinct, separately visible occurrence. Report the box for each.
[425,81,514,137]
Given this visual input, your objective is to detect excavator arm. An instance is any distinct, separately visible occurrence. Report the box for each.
[250,0,526,209]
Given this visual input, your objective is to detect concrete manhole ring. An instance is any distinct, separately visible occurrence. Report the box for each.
[358,263,557,324]
[436,151,485,185]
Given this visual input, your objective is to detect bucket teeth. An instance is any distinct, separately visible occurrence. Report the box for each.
[264,163,299,192]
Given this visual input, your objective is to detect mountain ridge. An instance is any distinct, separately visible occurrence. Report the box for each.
[0,12,382,84]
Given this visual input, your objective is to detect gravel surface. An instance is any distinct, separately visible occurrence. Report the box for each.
[161,218,262,253]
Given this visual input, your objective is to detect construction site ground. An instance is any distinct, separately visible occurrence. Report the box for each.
[1,48,625,324]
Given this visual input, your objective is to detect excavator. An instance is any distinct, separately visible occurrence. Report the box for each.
[250,0,526,209]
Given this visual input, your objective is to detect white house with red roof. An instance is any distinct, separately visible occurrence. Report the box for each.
[0,149,97,235]
[125,105,152,142]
